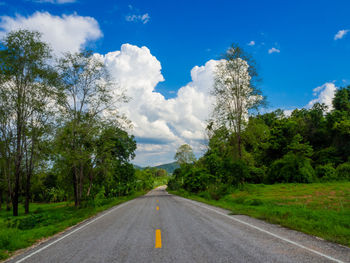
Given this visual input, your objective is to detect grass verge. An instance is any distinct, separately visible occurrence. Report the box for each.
[169,182,350,247]
[0,191,147,261]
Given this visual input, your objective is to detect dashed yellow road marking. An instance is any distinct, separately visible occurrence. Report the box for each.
[155,229,162,248]
[156,206,159,211]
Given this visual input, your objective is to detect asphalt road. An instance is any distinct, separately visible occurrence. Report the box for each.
[7,186,350,263]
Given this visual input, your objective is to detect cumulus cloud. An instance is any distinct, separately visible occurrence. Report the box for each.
[0,12,102,55]
[248,40,255,46]
[307,82,337,110]
[125,13,150,24]
[268,47,280,54]
[334,29,349,40]
[97,44,217,166]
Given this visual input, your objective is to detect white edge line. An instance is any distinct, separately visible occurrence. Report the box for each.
[14,199,136,263]
[178,196,344,263]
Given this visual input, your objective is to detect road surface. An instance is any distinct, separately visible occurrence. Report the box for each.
[7,186,350,263]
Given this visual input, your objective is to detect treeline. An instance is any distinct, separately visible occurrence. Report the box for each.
[168,45,350,197]
[0,30,151,216]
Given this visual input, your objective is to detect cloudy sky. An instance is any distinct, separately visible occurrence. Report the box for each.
[0,0,349,166]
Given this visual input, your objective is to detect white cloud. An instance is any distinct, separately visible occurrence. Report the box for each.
[268,47,280,54]
[97,44,217,166]
[334,29,349,40]
[0,12,102,56]
[248,40,255,46]
[125,13,150,24]
[307,82,337,110]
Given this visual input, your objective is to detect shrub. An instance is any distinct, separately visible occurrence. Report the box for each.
[221,159,250,185]
[167,177,181,190]
[336,162,350,181]
[315,164,337,181]
[183,167,213,193]
[207,184,232,200]
[247,166,266,183]
[267,153,315,183]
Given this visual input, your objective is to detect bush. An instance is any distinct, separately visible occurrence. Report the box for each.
[167,176,182,190]
[336,162,350,181]
[247,166,266,183]
[183,167,213,193]
[315,164,337,181]
[45,187,66,202]
[267,153,315,183]
[207,184,232,200]
[221,159,249,185]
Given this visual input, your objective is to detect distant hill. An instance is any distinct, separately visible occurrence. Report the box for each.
[154,162,179,174]
[133,162,180,174]
[133,164,143,170]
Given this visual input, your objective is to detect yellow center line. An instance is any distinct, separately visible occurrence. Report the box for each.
[156,206,159,211]
[155,229,162,248]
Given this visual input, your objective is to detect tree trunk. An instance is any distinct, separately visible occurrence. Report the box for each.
[24,171,31,214]
[0,189,2,211]
[73,166,79,207]
[79,163,84,201]
[13,150,21,216]
[25,134,35,214]
[6,172,11,211]
[237,133,242,159]
[14,104,23,216]
[86,169,93,197]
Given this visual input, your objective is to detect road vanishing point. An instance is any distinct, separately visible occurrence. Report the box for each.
[7,186,350,263]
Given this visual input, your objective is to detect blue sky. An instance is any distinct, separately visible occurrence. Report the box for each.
[1,0,349,165]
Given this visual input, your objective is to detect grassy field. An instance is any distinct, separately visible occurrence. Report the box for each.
[0,191,146,261]
[170,182,350,247]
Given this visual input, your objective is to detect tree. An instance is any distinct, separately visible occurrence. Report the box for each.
[0,30,57,216]
[327,86,350,162]
[174,144,196,165]
[56,50,128,206]
[212,44,264,159]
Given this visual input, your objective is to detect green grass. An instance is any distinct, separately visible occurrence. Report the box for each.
[169,182,350,247]
[0,191,146,261]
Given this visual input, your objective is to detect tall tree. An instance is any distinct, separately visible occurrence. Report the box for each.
[174,144,196,166]
[57,51,127,206]
[211,44,264,159]
[0,30,56,216]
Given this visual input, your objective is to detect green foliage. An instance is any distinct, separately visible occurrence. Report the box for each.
[174,144,196,165]
[247,166,266,183]
[167,85,350,203]
[336,162,350,181]
[183,167,213,192]
[221,159,249,185]
[315,164,337,182]
[268,153,314,183]
[333,86,350,112]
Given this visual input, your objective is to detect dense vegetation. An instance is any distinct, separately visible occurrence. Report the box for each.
[168,45,350,196]
[0,29,157,218]
[168,44,350,246]
[169,87,350,195]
